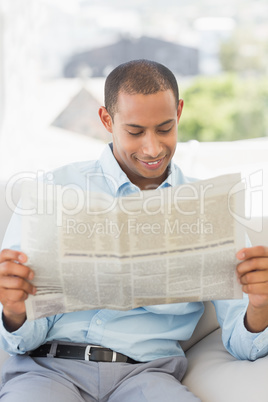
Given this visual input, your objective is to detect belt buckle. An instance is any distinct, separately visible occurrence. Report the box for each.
[85,344,117,362]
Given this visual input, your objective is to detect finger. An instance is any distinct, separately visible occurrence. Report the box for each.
[237,257,268,277]
[240,270,268,285]
[0,249,27,264]
[0,276,36,295]
[0,261,34,281]
[236,246,268,261]
[242,282,268,295]
[2,289,29,304]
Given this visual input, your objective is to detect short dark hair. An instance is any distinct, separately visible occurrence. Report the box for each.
[104,59,179,120]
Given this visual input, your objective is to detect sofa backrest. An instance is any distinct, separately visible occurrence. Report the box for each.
[180,301,219,352]
[0,181,15,247]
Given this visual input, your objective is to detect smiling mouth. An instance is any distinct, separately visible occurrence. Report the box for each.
[137,156,166,168]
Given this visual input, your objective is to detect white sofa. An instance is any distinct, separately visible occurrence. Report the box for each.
[1,180,268,401]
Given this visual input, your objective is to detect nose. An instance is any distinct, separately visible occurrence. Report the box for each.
[142,132,162,158]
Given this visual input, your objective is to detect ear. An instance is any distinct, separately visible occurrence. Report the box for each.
[98,106,113,133]
[177,99,184,124]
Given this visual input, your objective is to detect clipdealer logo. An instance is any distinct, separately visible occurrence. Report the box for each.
[5,170,263,234]
[228,170,263,233]
[4,171,214,224]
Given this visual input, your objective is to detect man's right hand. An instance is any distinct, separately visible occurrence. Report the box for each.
[0,249,36,332]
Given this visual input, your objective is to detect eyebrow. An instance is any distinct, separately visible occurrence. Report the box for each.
[125,119,175,129]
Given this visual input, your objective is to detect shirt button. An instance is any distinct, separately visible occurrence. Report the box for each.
[96,319,102,325]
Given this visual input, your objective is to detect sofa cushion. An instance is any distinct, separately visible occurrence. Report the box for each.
[183,328,268,402]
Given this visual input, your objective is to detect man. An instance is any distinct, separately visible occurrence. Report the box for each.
[0,59,268,401]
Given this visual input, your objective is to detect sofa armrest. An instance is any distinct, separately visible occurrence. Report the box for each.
[183,328,268,402]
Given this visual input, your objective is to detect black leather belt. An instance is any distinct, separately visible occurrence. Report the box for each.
[28,341,139,364]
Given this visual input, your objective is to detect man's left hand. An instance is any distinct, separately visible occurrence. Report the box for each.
[237,246,268,332]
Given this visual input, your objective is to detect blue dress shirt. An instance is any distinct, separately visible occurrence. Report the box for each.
[1,144,268,361]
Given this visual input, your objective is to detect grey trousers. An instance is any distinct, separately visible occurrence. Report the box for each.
[0,355,201,401]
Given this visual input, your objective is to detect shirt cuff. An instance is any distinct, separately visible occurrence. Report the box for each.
[237,309,268,360]
[0,305,47,354]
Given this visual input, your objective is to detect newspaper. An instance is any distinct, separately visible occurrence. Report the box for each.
[21,173,245,321]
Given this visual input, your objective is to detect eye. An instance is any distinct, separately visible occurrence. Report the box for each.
[158,128,172,134]
[127,130,143,136]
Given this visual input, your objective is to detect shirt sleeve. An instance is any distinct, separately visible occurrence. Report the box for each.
[0,305,50,355]
[213,296,268,360]
[1,205,51,354]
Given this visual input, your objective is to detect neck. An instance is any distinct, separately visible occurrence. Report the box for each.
[129,170,169,191]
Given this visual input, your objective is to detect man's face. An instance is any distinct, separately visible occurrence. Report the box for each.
[99,90,183,190]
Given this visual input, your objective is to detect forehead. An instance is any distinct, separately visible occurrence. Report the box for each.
[115,90,177,125]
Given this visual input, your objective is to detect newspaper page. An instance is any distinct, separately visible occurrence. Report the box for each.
[21,173,245,321]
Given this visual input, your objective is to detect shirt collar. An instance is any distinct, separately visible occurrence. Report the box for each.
[98,144,138,196]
